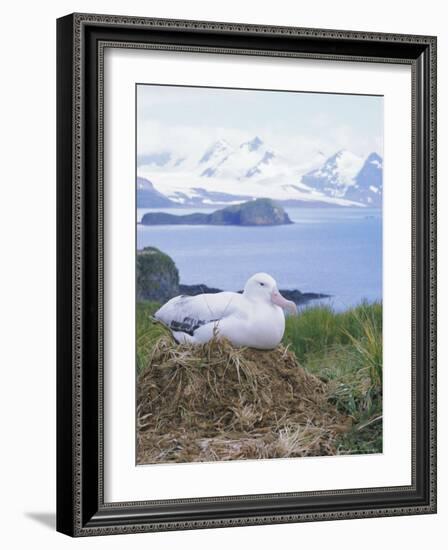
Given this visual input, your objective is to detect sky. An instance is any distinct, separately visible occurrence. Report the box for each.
[137,84,383,166]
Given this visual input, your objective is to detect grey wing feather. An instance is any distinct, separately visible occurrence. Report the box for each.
[154,292,241,336]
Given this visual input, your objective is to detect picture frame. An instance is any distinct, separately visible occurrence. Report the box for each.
[56,13,437,537]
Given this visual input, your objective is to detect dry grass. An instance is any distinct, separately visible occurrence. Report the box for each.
[137,326,352,464]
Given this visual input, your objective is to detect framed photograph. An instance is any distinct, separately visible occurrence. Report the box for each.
[57,13,437,536]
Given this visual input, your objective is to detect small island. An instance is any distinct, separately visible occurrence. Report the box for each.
[140,198,293,226]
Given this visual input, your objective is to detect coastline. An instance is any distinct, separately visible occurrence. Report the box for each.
[179,283,330,306]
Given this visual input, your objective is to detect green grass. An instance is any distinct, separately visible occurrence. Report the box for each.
[137,300,383,455]
[136,301,166,374]
[283,301,382,454]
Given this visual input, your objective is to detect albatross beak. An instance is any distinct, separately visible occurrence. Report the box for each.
[271,290,298,315]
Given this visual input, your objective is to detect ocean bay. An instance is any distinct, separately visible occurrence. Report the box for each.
[136,207,382,311]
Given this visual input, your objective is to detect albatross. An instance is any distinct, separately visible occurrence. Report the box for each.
[154,273,297,350]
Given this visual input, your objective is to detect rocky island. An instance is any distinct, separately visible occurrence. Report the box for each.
[140,198,292,226]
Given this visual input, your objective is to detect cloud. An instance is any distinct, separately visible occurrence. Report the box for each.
[137,120,250,160]
[136,84,383,164]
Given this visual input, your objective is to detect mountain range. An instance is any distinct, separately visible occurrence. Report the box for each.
[137,136,383,208]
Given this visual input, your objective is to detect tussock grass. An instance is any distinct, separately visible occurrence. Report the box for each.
[283,301,382,454]
[136,300,382,462]
[136,301,164,374]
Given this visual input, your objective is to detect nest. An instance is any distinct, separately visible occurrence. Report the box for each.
[137,330,351,464]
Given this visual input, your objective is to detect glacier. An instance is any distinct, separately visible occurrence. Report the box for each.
[137,137,383,208]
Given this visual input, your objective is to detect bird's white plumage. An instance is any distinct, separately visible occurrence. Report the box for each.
[154,273,297,350]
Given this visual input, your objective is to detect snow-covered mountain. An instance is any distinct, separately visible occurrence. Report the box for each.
[301,150,364,196]
[136,177,178,208]
[137,138,383,208]
[301,150,383,207]
[345,152,383,207]
[198,136,285,181]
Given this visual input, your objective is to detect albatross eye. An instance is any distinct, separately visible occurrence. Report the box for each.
[259,282,265,286]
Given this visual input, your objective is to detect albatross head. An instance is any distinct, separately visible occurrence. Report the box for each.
[243,273,297,314]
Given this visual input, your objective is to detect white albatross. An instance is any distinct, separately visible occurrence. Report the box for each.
[154,273,297,350]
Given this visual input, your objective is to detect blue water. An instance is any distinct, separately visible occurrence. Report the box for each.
[136,207,382,311]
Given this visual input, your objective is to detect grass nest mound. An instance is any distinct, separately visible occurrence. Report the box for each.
[137,328,352,464]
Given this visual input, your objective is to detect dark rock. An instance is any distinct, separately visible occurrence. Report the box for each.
[284,290,331,304]
[179,283,223,296]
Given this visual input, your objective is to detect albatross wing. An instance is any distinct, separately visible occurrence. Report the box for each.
[154,291,244,337]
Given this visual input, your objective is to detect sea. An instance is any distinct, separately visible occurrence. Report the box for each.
[136,207,382,311]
